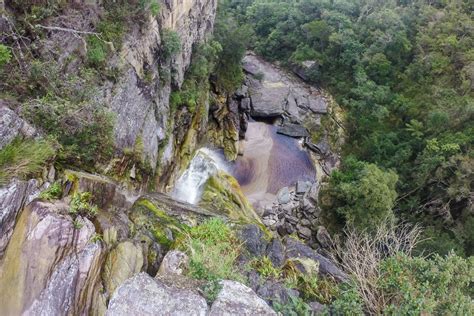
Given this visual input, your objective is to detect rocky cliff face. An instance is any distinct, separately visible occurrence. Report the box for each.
[109,0,217,175]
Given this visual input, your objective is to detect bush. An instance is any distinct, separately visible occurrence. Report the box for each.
[39,182,63,200]
[161,29,181,59]
[379,253,474,315]
[86,36,108,67]
[273,295,311,316]
[0,44,12,68]
[0,138,56,185]
[23,98,115,171]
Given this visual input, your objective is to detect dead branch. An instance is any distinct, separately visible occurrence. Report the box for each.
[331,219,423,314]
[34,24,100,36]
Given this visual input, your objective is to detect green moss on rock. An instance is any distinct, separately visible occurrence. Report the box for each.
[199,171,261,224]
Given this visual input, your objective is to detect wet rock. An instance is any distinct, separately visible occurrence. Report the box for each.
[210,280,276,316]
[266,238,285,267]
[0,103,37,150]
[243,53,327,121]
[0,178,40,257]
[239,224,268,257]
[292,60,318,81]
[103,241,144,297]
[296,181,312,194]
[240,97,251,112]
[235,85,249,99]
[157,250,188,276]
[277,123,309,138]
[308,96,328,114]
[0,201,98,314]
[106,273,208,316]
[277,187,291,204]
[284,237,348,282]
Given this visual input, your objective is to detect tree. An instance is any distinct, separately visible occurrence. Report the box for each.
[325,158,398,231]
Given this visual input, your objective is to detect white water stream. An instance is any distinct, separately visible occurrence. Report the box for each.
[171,148,228,204]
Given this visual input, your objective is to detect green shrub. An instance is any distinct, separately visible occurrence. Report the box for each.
[86,36,107,67]
[379,253,474,315]
[0,138,56,185]
[69,192,99,219]
[327,283,364,315]
[0,44,12,68]
[201,279,223,304]
[39,182,63,200]
[250,256,281,279]
[23,98,115,171]
[180,218,245,282]
[273,295,311,316]
[139,0,160,16]
[322,157,398,231]
[161,29,181,59]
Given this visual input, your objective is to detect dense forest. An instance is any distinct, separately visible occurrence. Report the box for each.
[217,0,473,256]
[210,1,474,312]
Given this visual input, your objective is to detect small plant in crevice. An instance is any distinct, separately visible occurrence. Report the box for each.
[72,218,84,230]
[90,233,104,243]
[201,279,223,304]
[250,256,282,279]
[39,182,63,201]
[69,192,99,219]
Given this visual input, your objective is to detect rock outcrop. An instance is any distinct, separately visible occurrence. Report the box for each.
[242,53,328,121]
[0,102,37,150]
[209,280,277,316]
[0,201,102,315]
[106,273,208,316]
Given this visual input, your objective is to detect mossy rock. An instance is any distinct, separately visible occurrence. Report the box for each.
[129,193,219,249]
[199,171,262,225]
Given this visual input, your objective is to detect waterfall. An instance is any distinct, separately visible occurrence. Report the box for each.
[171,148,228,204]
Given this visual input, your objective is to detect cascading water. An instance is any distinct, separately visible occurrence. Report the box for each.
[171,148,228,204]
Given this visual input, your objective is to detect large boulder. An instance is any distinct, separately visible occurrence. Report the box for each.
[210,280,276,316]
[106,273,208,316]
[102,241,144,297]
[0,201,101,315]
[24,242,103,315]
[284,237,348,282]
[200,171,262,224]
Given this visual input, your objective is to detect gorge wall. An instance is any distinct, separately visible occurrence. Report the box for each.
[0,1,347,315]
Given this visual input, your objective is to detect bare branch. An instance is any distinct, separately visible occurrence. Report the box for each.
[331,219,422,314]
[34,24,100,36]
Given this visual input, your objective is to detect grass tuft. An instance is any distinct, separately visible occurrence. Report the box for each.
[0,138,55,185]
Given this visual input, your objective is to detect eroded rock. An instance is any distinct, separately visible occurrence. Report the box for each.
[0,201,98,315]
[106,273,208,316]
